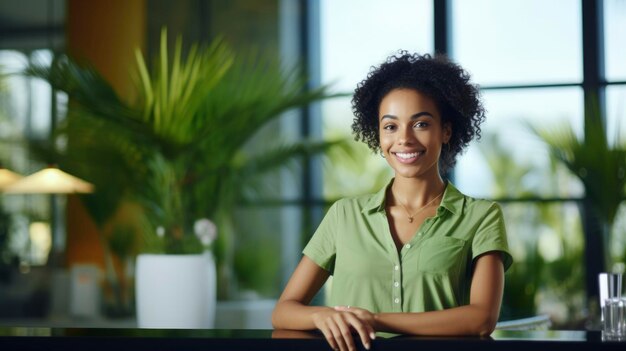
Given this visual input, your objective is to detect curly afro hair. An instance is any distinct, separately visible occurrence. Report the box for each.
[351,51,485,173]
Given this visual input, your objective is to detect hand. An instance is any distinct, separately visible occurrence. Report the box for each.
[311,306,376,351]
[333,306,377,328]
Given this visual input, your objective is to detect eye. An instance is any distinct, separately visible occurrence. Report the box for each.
[414,121,429,128]
[382,124,396,131]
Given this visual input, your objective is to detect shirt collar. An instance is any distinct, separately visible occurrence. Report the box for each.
[439,182,464,215]
[363,178,393,213]
[363,178,465,216]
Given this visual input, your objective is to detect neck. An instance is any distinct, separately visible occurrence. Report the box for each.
[389,174,446,209]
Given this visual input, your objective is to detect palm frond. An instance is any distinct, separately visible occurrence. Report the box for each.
[22,28,340,254]
[238,139,345,180]
[528,101,626,225]
[134,29,234,146]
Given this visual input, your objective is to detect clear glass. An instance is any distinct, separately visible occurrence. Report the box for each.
[599,273,623,312]
[320,0,433,198]
[603,298,626,338]
[604,0,626,82]
[606,85,626,146]
[454,87,585,199]
[599,272,625,336]
[0,50,29,138]
[451,0,582,86]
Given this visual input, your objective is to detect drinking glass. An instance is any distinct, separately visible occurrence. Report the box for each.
[599,273,624,337]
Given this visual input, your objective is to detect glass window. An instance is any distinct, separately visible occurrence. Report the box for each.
[500,201,585,323]
[455,88,585,199]
[606,85,626,146]
[0,51,29,138]
[320,0,433,198]
[451,0,582,86]
[0,50,54,267]
[612,202,626,265]
[604,0,626,82]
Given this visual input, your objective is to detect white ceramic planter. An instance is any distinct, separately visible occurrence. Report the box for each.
[136,253,216,328]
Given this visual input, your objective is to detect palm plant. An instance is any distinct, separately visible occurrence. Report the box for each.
[24,29,342,301]
[529,100,626,270]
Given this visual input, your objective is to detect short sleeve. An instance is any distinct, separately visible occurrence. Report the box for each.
[302,201,339,274]
[472,202,513,272]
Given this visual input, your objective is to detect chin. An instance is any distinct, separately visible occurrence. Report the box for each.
[392,163,439,180]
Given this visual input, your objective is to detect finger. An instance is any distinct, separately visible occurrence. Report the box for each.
[319,326,339,351]
[328,321,349,351]
[345,313,372,350]
[334,308,374,335]
[361,318,376,340]
[334,315,357,351]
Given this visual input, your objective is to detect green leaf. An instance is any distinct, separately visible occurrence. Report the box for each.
[22,27,340,255]
[528,97,626,225]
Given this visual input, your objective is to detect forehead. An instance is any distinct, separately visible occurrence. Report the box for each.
[378,88,439,116]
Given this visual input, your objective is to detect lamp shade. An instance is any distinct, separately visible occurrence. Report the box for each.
[3,166,94,194]
[0,168,23,191]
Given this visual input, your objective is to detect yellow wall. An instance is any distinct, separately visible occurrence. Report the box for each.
[64,0,146,267]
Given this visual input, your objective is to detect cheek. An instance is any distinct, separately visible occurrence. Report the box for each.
[379,131,392,148]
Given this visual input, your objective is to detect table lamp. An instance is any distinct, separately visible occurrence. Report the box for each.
[0,167,23,191]
[3,166,94,194]
[2,165,95,266]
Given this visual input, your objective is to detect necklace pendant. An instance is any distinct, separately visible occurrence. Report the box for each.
[408,217,414,223]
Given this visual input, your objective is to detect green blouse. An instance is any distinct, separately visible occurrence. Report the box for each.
[303,179,513,313]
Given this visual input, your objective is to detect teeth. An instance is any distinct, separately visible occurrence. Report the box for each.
[396,152,421,159]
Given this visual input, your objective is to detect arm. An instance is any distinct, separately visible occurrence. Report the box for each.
[272,256,376,350]
[272,255,331,330]
[337,251,505,336]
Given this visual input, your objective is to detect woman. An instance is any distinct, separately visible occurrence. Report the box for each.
[272,52,512,351]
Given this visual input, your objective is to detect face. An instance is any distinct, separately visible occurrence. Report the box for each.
[378,88,451,180]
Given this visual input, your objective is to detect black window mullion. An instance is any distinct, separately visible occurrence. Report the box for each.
[581,0,607,304]
[433,0,450,56]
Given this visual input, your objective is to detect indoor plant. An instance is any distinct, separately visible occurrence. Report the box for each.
[530,102,626,270]
[25,29,340,324]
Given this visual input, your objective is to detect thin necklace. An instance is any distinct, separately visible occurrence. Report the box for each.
[398,190,445,223]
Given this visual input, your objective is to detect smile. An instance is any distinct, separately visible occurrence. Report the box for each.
[392,151,425,163]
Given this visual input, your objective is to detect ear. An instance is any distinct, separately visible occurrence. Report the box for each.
[442,122,452,144]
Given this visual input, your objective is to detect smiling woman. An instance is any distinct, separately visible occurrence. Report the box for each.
[378,89,450,180]
[272,52,512,351]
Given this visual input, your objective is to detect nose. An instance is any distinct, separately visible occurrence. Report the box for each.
[398,125,416,145]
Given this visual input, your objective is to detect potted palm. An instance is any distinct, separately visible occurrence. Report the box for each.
[25,29,340,327]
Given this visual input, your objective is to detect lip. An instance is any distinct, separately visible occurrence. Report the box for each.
[391,150,425,164]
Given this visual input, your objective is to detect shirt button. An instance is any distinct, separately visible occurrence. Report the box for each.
[405,244,411,249]
[394,298,400,304]
[394,282,399,287]
[394,265,399,271]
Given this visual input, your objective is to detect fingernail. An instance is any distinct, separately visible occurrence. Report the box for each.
[365,343,370,350]
[370,332,376,339]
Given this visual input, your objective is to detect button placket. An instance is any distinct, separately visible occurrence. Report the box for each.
[392,260,402,311]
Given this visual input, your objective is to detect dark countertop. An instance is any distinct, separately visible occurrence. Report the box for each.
[0,327,624,350]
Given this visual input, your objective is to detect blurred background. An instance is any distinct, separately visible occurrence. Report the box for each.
[0,0,625,330]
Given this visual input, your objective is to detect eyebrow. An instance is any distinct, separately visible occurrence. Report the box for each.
[380,112,434,120]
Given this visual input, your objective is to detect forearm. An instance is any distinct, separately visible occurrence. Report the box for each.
[272,299,332,330]
[374,304,498,337]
